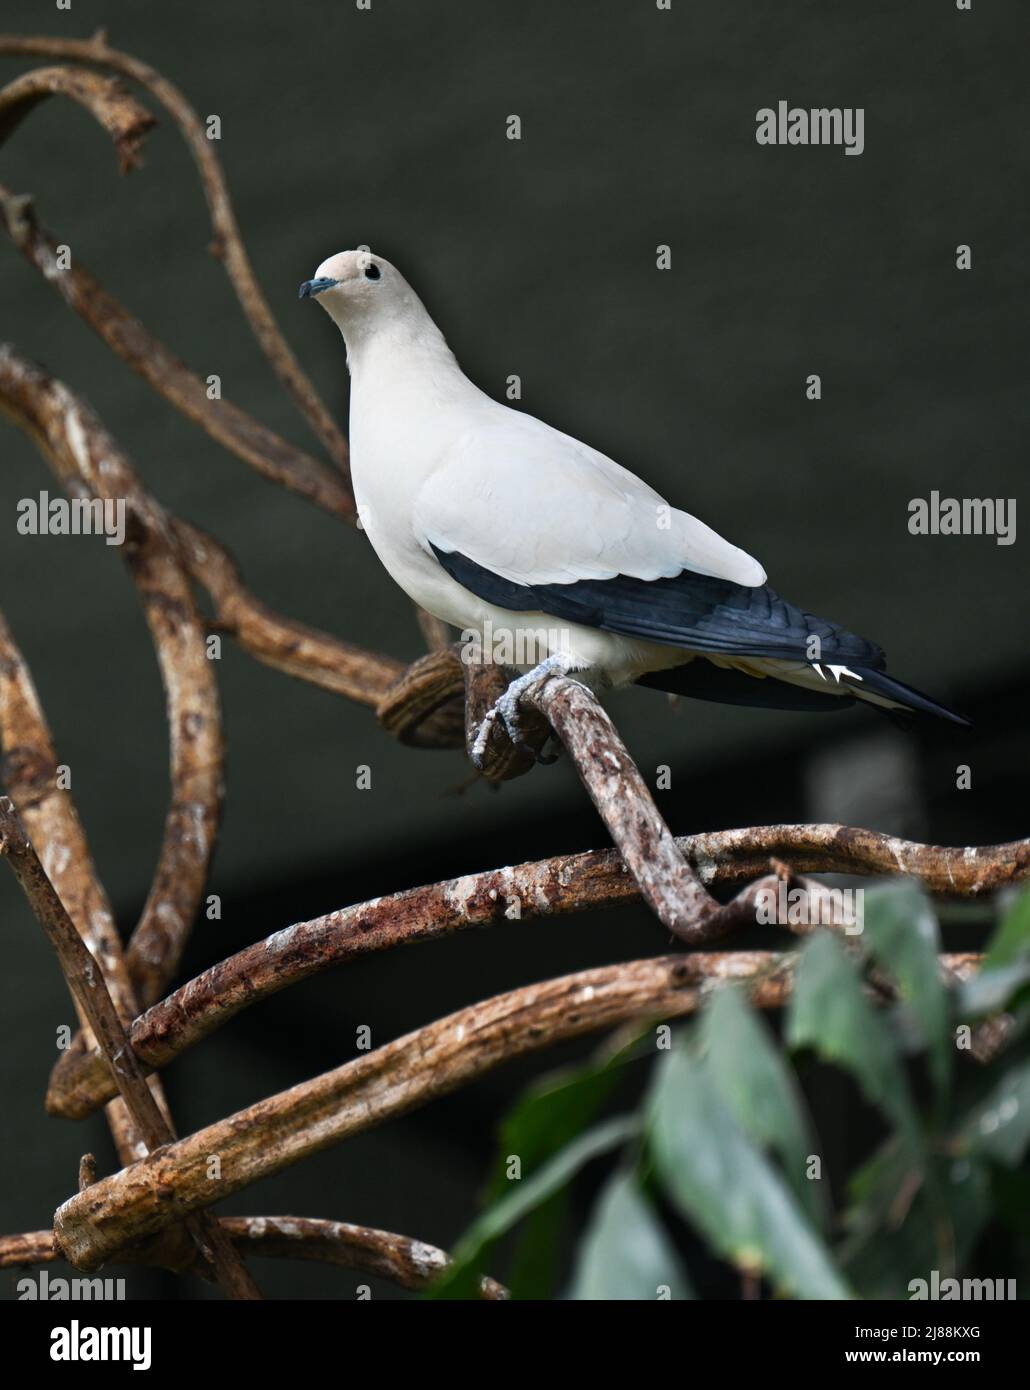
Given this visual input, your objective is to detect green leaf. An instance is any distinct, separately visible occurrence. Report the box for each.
[787,932,919,1148]
[957,959,1030,1020]
[428,1114,639,1299]
[860,882,950,1099]
[955,883,1030,1023]
[955,1057,1030,1167]
[700,985,826,1227]
[484,1040,637,1202]
[841,1140,991,1298]
[568,1170,693,1300]
[982,884,1030,972]
[648,1042,850,1299]
[482,1035,643,1296]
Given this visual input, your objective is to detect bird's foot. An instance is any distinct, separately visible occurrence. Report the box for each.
[471,652,579,769]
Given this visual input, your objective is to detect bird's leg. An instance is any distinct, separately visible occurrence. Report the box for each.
[471,652,581,768]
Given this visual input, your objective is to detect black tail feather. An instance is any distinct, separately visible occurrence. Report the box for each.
[846,666,971,726]
[636,662,855,713]
[637,660,970,726]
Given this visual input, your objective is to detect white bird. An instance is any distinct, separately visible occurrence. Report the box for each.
[300,250,966,760]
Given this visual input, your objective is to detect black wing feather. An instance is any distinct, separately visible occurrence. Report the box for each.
[430,545,885,669]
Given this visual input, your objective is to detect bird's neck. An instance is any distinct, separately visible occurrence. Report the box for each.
[339,297,469,403]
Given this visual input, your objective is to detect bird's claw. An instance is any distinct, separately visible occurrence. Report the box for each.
[471,654,576,769]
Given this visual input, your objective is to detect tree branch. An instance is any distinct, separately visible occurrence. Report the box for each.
[0,608,161,1163]
[0,1218,507,1298]
[0,63,155,170]
[53,946,985,1271]
[49,815,1008,1121]
[0,798,261,1298]
[522,671,721,938]
[47,871,785,1119]
[51,951,788,1268]
[217,1217,507,1298]
[171,519,404,706]
[0,1230,53,1267]
[0,185,354,521]
[0,29,351,483]
[0,345,222,1008]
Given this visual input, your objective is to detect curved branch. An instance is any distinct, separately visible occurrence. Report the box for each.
[218,1217,507,1298]
[51,842,698,1118]
[0,346,222,1008]
[0,608,156,1163]
[0,613,131,1012]
[0,187,354,520]
[373,643,467,746]
[172,520,404,707]
[680,821,1030,895]
[0,1219,507,1298]
[0,30,351,484]
[0,799,261,1299]
[48,814,1025,1121]
[465,661,828,947]
[523,672,720,939]
[0,1230,54,1267]
[53,951,797,1269]
[0,605,268,1283]
[0,64,155,170]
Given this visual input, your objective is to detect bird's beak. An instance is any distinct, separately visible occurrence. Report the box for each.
[298,277,338,300]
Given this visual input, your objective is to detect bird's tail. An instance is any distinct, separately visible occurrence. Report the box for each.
[843,666,971,726]
[637,659,970,726]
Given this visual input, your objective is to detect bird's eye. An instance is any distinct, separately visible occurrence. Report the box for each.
[364,264,381,281]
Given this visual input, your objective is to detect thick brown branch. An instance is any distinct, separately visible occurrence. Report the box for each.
[0,608,158,1163]
[0,1230,54,1267]
[147,538,465,737]
[520,673,721,939]
[680,822,1030,895]
[172,520,404,707]
[53,951,795,1269]
[0,799,178,1141]
[49,819,1023,1121]
[0,799,261,1298]
[0,346,222,1007]
[0,616,128,1000]
[416,609,454,653]
[0,30,351,485]
[374,644,467,746]
[464,660,817,943]
[0,64,155,171]
[0,607,250,1278]
[218,1217,507,1298]
[0,1219,507,1297]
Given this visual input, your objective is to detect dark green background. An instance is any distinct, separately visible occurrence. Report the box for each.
[1,0,1026,1297]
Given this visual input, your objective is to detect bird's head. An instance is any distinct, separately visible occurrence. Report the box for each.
[299,248,451,366]
[298,249,403,326]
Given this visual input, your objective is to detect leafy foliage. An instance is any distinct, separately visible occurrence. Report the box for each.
[432,881,1030,1299]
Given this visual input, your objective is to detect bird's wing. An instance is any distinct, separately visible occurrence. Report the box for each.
[415,409,767,587]
[428,547,885,667]
[417,411,883,668]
